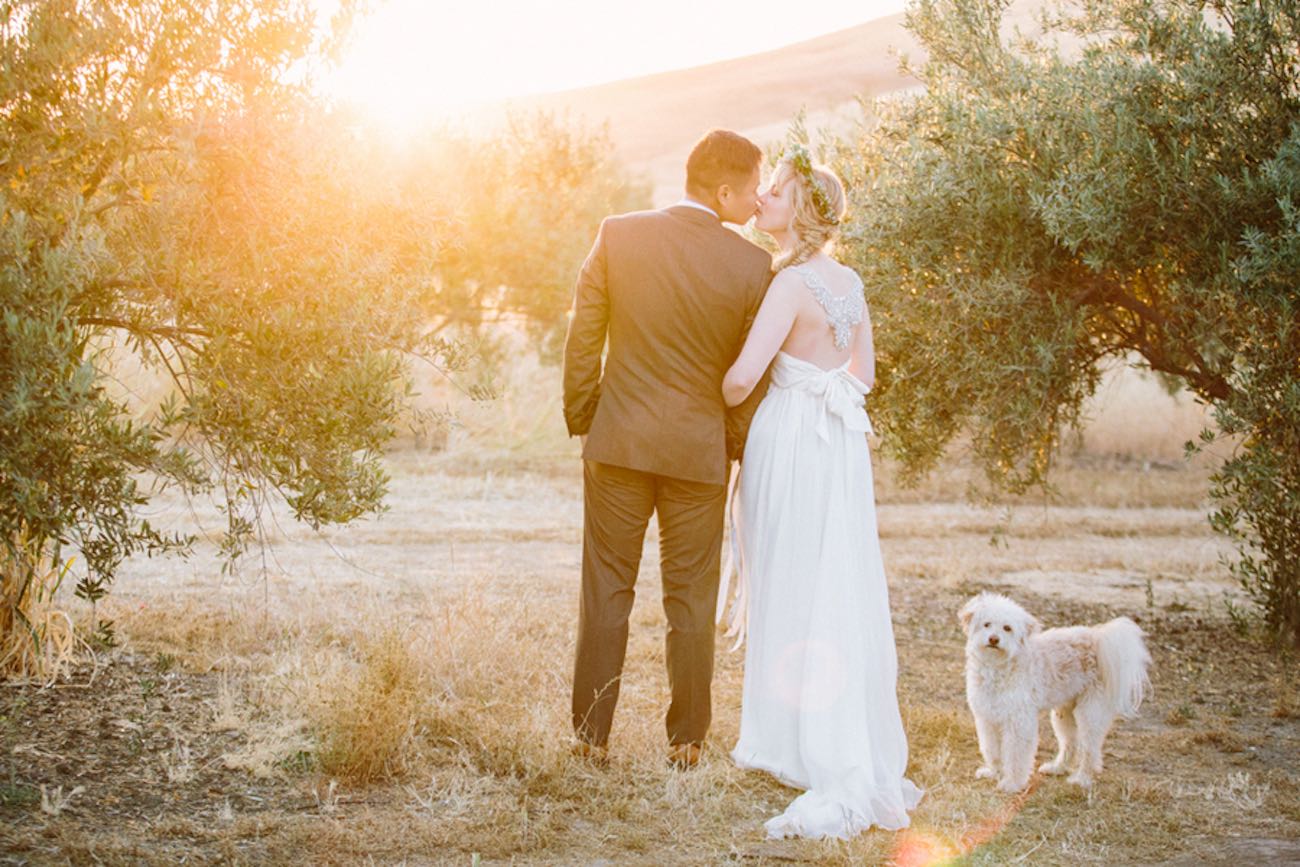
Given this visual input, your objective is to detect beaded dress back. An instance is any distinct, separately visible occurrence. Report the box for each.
[789,264,864,350]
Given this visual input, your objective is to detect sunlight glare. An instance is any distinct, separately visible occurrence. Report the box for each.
[322,0,907,133]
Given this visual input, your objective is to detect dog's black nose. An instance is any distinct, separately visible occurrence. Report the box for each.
[988,635,1000,646]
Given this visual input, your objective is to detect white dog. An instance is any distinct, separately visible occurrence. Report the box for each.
[958,592,1151,793]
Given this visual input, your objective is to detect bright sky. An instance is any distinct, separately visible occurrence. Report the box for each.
[322,0,908,128]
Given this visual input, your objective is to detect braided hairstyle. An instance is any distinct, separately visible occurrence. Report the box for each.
[770,159,848,272]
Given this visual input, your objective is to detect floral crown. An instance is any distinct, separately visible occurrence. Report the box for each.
[781,141,839,226]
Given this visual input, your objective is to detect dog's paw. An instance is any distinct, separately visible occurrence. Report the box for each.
[1038,760,1068,776]
[1066,772,1093,788]
[997,777,1028,794]
[975,766,996,780]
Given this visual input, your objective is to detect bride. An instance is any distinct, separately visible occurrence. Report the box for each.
[719,144,923,840]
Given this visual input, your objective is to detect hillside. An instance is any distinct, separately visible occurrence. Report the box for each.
[489,2,1048,201]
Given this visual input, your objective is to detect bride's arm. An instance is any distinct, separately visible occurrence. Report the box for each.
[722,274,799,408]
[848,302,875,390]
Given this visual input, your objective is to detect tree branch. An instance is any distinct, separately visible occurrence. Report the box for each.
[1070,265,1234,402]
[142,332,193,403]
[75,316,210,353]
[1106,286,1233,402]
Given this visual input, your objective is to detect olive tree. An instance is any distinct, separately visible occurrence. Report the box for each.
[838,0,1300,641]
[0,0,645,675]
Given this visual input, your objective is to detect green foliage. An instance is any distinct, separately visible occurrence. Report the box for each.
[0,0,645,661]
[839,0,1300,641]
[0,0,302,604]
[414,113,650,359]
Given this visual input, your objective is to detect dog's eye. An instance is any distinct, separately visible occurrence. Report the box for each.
[1003,625,1012,632]
[982,622,990,628]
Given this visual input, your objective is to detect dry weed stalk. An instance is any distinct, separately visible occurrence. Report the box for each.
[219,719,312,779]
[211,672,246,731]
[165,739,195,783]
[314,779,341,814]
[217,799,235,822]
[39,784,85,817]
[1,529,80,683]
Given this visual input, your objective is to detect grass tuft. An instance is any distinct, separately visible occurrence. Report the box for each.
[0,531,80,683]
[310,628,425,783]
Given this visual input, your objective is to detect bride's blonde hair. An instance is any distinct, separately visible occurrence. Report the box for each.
[770,158,847,271]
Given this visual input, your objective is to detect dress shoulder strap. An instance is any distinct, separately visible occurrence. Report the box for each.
[788,264,864,351]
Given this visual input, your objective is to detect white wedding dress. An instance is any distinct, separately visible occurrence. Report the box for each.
[720,264,922,840]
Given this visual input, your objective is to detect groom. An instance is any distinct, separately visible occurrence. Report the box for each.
[563,129,773,768]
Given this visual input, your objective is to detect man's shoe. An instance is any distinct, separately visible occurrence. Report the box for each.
[667,743,703,770]
[571,740,609,767]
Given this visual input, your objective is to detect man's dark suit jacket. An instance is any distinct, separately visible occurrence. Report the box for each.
[563,204,774,486]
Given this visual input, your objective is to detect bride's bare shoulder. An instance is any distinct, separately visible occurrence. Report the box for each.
[829,257,863,279]
[775,260,859,293]
[768,265,813,294]
[825,259,865,295]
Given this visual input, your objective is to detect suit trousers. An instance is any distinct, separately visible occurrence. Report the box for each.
[572,460,728,748]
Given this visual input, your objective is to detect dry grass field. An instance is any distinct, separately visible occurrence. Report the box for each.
[3,357,1298,866]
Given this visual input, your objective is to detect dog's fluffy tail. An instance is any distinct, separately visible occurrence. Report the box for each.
[1097,617,1152,718]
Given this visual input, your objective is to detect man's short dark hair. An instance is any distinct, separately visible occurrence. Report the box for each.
[685,129,762,197]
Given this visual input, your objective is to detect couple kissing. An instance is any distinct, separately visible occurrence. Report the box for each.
[562,128,921,841]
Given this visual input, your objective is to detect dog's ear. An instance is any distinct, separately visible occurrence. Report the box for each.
[957,598,978,633]
[1026,614,1043,635]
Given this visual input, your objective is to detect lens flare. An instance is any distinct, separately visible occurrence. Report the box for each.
[890,780,1039,865]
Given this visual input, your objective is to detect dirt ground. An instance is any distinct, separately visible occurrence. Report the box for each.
[2,451,1298,866]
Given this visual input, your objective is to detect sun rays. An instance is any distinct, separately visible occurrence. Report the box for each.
[319,0,906,132]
